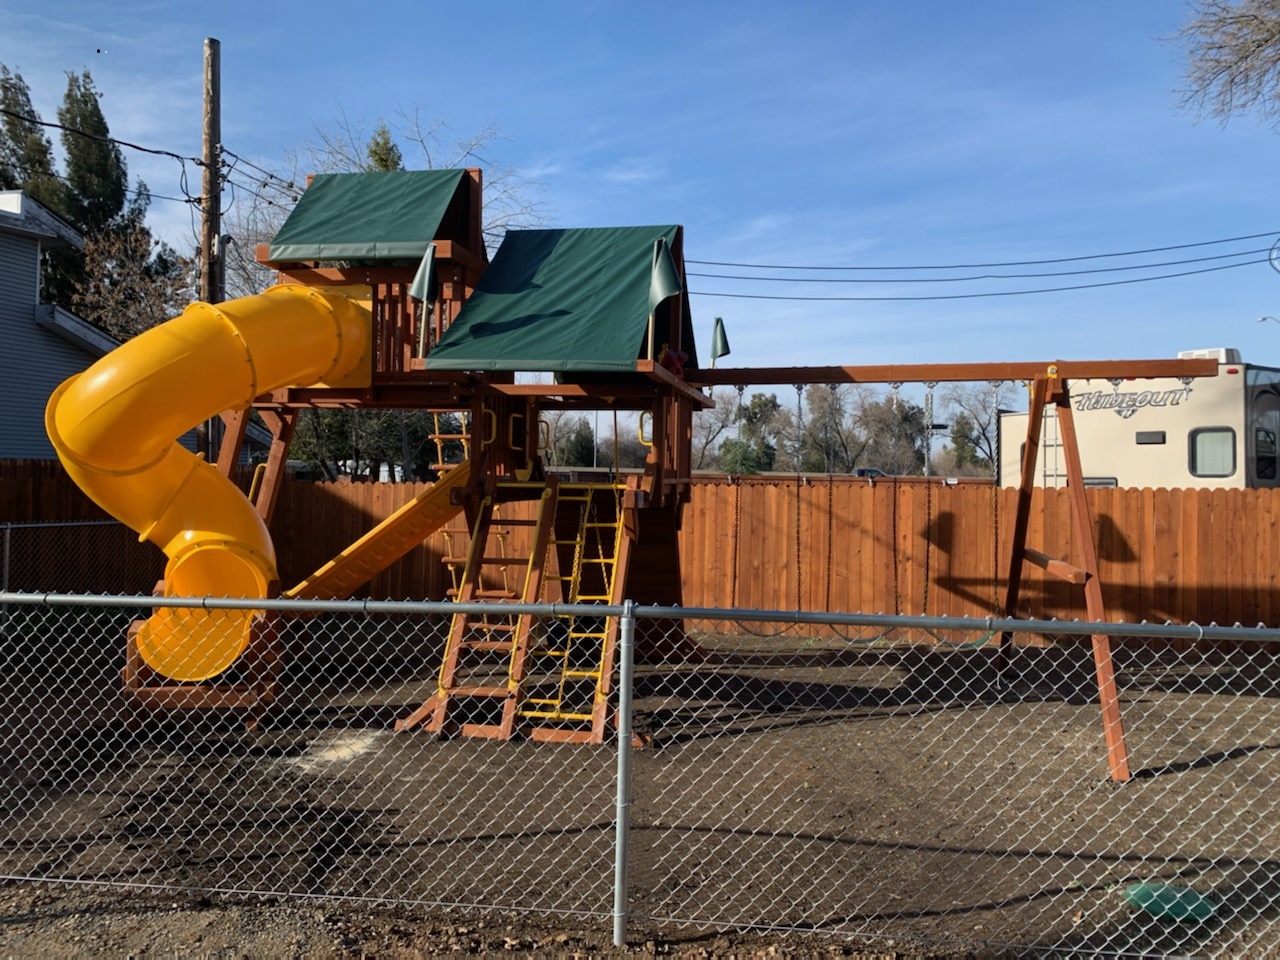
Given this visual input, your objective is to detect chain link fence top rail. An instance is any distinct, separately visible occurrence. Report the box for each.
[2,591,1280,957]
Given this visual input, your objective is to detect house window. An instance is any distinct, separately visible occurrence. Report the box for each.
[1189,427,1236,478]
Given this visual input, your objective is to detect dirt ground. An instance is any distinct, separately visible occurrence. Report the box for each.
[3,614,1279,958]
[0,881,980,958]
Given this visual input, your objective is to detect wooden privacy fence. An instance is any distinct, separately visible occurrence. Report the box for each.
[682,476,1280,627]
[5,460,1279,627]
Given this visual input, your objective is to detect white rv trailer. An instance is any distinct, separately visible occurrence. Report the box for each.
[996,348,1280,490]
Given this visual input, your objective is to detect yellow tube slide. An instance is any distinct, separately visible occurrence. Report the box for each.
[45,283,372,682]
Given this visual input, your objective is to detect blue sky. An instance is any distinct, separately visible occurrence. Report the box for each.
[5,1,1280,371]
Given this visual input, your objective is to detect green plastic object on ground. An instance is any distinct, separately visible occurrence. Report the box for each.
[1122,882,1218,921]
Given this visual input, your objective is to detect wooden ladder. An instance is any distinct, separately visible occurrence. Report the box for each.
[395,479,559,738]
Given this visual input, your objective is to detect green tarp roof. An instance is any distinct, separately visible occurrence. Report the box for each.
[267,169,466,262]
[425,225,696,373]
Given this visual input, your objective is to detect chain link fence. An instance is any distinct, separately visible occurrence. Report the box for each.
[1,590,1279,956]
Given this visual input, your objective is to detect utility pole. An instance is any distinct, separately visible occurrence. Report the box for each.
[200,37,222,304]
[198,37,222,458]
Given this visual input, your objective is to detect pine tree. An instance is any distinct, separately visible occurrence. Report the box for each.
[0,66,62,210]
[57,69,127,234]
[366,121,403,172]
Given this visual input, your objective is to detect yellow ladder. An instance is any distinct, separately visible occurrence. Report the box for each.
[521,482,630,743]
[430,411,470,474]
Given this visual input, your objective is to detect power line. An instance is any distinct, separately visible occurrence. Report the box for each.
[220,147,299,197]
[687,228,1280,271]
[221,163,299,204]
[220,169,297,210]
[0,162,196,205]
[0,106,202,165]
[687,246,1273,285]
[690,256,1269,302]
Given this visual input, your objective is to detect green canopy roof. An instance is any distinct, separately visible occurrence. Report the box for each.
[267,169,466,262]
[425,225,696,373]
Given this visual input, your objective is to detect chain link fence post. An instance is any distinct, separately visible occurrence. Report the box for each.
[1,524,10,640]
[613,599,637,948]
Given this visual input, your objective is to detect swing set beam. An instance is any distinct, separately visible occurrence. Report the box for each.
[686,357,1217,387]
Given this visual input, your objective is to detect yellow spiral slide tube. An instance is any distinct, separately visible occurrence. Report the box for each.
[45,284,371,681]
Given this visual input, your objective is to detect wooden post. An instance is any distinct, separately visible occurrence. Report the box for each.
[252,409,298,525]
[197,37,222,460]
[215,409,251,477]
[1054,381,1132,782]
[999,376,1049,634]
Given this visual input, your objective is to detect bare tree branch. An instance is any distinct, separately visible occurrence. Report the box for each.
[691,388,739,469]
[1176,0,1280,127]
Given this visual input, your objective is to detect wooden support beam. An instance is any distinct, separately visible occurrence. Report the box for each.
[478,378,714,410]
[215,408,250,477]
[1000,376,1049,629]
[635,359,719,407]
[1054,381,1132,783]
[1023,548,1088,585]
[253,409,298,525]
[687,358,1217,387]
[254,240,486,282]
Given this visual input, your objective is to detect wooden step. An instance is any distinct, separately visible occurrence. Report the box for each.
[447,685,513,698]
[446,587,519,599]
[460,640,515,652]
[466,621,516,633]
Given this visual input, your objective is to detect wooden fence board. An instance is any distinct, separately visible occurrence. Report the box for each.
[8,460,1280,628]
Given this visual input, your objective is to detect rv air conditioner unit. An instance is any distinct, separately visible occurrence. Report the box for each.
[1176,347,1242,363]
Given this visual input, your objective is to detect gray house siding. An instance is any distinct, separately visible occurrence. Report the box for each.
[0,231,106,458]
[1,196,271,466]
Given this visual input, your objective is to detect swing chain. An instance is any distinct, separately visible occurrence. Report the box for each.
[731,476,741,608]
[794,383,806,471]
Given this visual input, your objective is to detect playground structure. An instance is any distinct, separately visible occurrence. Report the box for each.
[44,168,1218,775]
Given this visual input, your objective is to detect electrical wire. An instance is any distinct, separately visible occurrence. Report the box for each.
[220,147,299,197]
[687,228,1280,271]
[220,170,297,210]
[690,256,1269,302]
[0,107,202,165]
[0,162,195,205]
[688,246,1272,284]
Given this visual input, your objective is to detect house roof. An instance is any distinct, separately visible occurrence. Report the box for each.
[0,191,83,248]
[266,169,469,262]
[425,224,698,373]
[34,304,118,357]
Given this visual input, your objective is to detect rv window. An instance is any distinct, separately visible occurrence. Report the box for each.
[1189,427,1236,478]
[1258,428,1277,480]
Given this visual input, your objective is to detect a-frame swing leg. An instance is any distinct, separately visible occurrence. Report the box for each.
[997,373,1131,783]
[1054,383,1131,782]
[997,377,1050,648]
